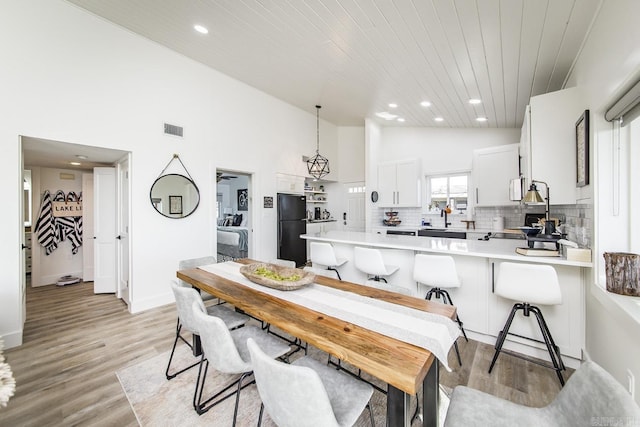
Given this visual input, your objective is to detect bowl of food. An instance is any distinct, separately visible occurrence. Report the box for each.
[239,263,315,291]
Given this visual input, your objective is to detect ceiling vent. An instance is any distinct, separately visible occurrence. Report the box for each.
[164,123,183,137]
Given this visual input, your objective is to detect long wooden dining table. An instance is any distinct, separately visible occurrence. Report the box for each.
[177,259,457,427]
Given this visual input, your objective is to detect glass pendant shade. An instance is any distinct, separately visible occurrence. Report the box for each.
[307,105,330,180]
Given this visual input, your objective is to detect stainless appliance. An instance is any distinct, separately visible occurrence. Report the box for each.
[277,193,307,267]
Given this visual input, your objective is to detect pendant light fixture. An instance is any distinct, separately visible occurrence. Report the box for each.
[306,105,330,180]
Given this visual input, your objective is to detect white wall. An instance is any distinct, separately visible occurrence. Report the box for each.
[337,126,365,183]
[564,0,640,404]
[379,127,520,176]
[0,0,339,347]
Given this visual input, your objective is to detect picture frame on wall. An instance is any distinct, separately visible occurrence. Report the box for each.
[576,109,590,187]
[169,195,183,214]
[237,188,248,211]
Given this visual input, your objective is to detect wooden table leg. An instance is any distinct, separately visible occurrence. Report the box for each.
[387,385,411,427]
[422,360,440,427]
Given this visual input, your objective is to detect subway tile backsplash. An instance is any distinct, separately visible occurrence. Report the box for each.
[372,203,593,248]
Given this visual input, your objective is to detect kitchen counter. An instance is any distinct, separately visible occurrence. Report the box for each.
[307,219,337,223]
[302,230,591,366]
[303,230,591,267]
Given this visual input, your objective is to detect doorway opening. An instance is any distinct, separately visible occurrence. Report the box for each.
[216,169,252,262]
[21,136,131,309]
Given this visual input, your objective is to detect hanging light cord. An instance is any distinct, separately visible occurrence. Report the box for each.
[316,105,321,153]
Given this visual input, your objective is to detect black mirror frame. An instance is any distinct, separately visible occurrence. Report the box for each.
[149,173,200,219]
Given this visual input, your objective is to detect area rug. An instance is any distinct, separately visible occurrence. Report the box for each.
[117,334,450,426]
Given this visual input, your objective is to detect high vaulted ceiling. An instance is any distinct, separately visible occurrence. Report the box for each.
[65,0,601,128]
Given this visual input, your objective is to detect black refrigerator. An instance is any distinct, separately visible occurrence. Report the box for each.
[277,193,307,267]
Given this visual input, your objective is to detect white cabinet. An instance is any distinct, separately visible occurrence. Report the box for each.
[377,159,421,207]
[472,144,520,206]
[276,173,305,194]
[521,87,585,205]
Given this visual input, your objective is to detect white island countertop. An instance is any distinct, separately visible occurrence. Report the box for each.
[302,230,592,268]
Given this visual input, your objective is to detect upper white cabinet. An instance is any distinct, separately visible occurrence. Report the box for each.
[377,159,421,207]
[276,173,305,194]
[472,144,520,206]
[521,87,585,205]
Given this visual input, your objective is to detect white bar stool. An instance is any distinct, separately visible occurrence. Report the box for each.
[413,253,467,366]
[488,262,566,386]
[353,246,399,283]
[309,242,347,280]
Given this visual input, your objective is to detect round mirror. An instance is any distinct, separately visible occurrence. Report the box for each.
[150,174,200,218]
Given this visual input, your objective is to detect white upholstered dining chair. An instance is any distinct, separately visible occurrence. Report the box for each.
[165,280,248,380]
[191,302,290,424]
[247,338,375,427]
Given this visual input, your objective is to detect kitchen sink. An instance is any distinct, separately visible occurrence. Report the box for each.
[418,228,467,239]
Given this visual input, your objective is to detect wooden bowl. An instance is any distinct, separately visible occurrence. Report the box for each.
[239,263,315,291]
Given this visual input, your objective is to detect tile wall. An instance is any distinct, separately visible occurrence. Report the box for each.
[373,203,593,248]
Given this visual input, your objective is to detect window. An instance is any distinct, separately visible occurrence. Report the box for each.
[427,173,469,212]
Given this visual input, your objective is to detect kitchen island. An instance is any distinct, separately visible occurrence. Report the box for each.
[302,230,592,366]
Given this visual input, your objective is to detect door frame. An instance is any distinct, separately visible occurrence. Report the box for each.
[116,154,132,304]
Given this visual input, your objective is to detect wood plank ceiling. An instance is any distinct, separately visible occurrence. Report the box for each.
[64,0,601,128]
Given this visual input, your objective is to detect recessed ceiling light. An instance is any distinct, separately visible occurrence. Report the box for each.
[476,117,488,122]
[375,111,398,120]
[75,155,88,160]
[70,161,82,166]
[194,24,209,34]
[388,103,398,108]
[397,118,405,122]
[420,101,432,107]
[469,98,482,105]
[434,117,444,122]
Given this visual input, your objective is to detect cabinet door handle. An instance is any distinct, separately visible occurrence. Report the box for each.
[491,262,495,293]
[397,191,400,204]
[476,188,479,204]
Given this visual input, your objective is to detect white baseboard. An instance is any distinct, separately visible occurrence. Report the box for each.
[129,292,173,314]
[34,270,83,287]
[1,329,23,349]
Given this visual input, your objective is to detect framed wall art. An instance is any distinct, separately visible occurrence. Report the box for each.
[237,188,248,211]
[169,195,183,214]
[576,110,590,187]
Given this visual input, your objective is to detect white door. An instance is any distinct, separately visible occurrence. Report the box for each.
[117,158,130,304]
[343,182,365,232]
[94,167,117,294]
[82,173,95,282]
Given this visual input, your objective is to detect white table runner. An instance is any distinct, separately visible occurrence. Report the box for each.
[198,262,459,371]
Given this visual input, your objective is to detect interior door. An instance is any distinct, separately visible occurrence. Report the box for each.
[81,173,95,282]
[343,182,365,232]
[94,167,117,294]
[117,158,130,304]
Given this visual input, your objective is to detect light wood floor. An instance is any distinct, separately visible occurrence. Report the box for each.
[1,280,570,426]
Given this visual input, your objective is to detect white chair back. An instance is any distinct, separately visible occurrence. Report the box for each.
[310,242,339,267]
[191,301,250,374]
[354,247,387,276]
[170,280,207,334]
[247,338,340,427]
[413,254,460,288]
[495,262,562,305]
